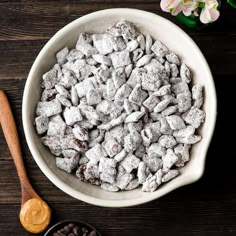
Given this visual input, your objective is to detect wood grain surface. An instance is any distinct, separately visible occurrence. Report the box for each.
[0,1,236,235]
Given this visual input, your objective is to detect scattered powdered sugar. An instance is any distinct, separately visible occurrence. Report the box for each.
[35,21,205,192]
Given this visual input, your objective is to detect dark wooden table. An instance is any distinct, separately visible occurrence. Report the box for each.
[0,1,236,235]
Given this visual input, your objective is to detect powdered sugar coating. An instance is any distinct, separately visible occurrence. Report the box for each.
[35,21,205,193]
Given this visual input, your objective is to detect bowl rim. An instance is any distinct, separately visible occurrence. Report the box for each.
[22,8,217,207]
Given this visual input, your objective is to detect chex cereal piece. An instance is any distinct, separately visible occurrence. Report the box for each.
[59,69,77,88]
[129,84,148,106]
[143,94,160,112]
[114,149,127,162]
[124,130,142,152]
[36,99,62,117]
[136,34,145,49]
[47,115,66,136]
[110,50,131,68]
[180,64,191,83]
[166,115,186,130]
[151,40,169,58]
[125,178,140,190]
[73,126,89,141]
[173,125,195,138]
[162,149,179,172]
[136,54,153,68]
[154,97,173,113]
[125,111,145,123]
[124,99,139,114]
[141,73,162,92]
[135,144,146,158]
[177,92,192,112]
[143,154,162,173]
[176,135,201,144]
[85,144,106,164]
[55,84,70,98]
[99,157,117,184]
[165,52,180,66]
[56,94,72,107]
[137,162,148,184]
[71,85,79,106]
[92,33,114,55]
[92,54,112,66]
[162,169,179,183]
[106,78,117,100]
[120,154,140,173]
[101,183,119,192]
[126,40,139,52]
[145,34,153,54]
[146,143,166,159]
[141,128,154,147]
[35,115,49,135]
[41,135,62,156]
[115,84,132,103]
[112,67,126,89]
[184,107,205,128]
[102,133,122,157]
[42,68,59,89]
[56,154,79,173]
[161,105,177,116]
[127,120,143,133]
[142,175,158,192]
[56,47,69,64]
[63,106,82,126]
[76,33,98,57]
[174,144,191,167]
[154,85,171,97]
[86,89,102,105]
[116,170,134,190]
[66,49,84,62]
[159,116,173,135]
[126,68,144,88]
[159,135,177,148]
[41,89,57,101]
[192,84,203,108]
[83,162,100,184]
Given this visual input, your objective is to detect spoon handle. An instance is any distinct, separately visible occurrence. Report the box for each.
[0,90,39,204]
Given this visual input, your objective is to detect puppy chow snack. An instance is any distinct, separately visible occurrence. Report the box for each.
[35,21,205,192]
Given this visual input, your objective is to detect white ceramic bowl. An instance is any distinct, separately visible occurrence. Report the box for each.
[22,8,217,207]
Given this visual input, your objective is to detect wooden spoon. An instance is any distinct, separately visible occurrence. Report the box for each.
[0,90,51,234]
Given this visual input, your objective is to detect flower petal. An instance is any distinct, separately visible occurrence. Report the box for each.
[200,7,220,24]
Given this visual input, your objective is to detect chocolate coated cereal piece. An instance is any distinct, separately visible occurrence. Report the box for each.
[154,84,171,97]
[162,169,179,182]
[126,40,139,52]
[137,34,145,50]
[110,50,131,68]
[125,64,133,78]
[124,99,139,114]
[99,157,117,184]
[141,128,154,147]
[120,154,140,173]
[145,34,153,54]
[55,84,70,98]
[174,144,191,167]
[47,115,66,136]
[92,33,114,55]
[173,125,195,138]
[162,149,179,172]
[114,149,127,162]
[132,48,144,62]
[125,111,145,123]
[143,94,160,112]
[129,84,148,106]
[63,106,82,126]
[86,144,106,164]
[41,135,62,156]
[102,133,122,157]
[56,47,69,64]
[101,183,119,192]
[136,54,153,68]
[177,92,192,112]
[138,162,148,183]
[115,84,132,103]
[42,68,59,89]
[176,135,201,144]
[180,64,191,83]
[56,94,72,107]
[75,79,95,98]
[112,67,126,89]
[141,73,162,92]
[73,126,89,141]
[92,54,112,66]
[106,78,117,100]
[66,49,84,62]
[146,143,166,159]
[35,115,49,135]
[59,69,77,88]
[165,52,180,66]
[124,130,142,152]
[71,86,79,106]
[76,33,98,57]
[86,89,102,105]
[126,68,144,88]
[151,40,169,58]
[184,107,205,128]
[192,84,203,108]
[161,105,177,116]
[56,154,79,173]
[116,170,134,190]
[36,99,62,117]
[166,115,186,130]
[159,135,177,148]
[154,97,173,113]
[142,175,158,192]
[143,154,162,173]
[41,89,57,101]
[127,120,143,133]
[125,178,140,190]
[171,81,189,96]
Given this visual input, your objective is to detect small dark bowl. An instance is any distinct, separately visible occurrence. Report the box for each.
[44,220,101,236]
